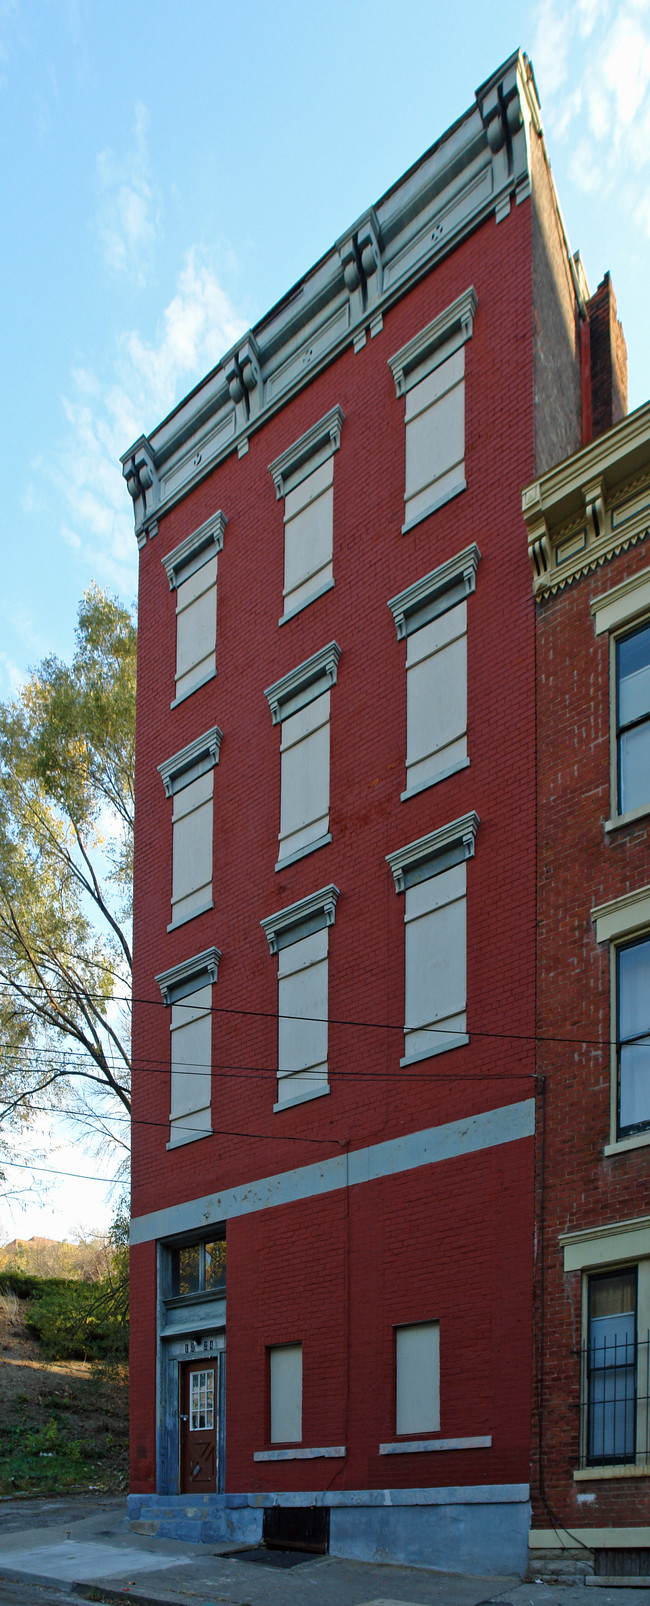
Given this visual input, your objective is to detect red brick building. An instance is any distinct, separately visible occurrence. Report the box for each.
[122,51,599,1572]
[523,315,650,1579]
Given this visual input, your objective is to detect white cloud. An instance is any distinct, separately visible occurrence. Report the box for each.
[45,250,248,595]
[0,650,26,698]
[535,0,650,236]
[95,102,159,286]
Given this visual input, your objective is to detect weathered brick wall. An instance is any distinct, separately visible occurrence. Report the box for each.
[130,192,560,1495]
[533,538,650,1531]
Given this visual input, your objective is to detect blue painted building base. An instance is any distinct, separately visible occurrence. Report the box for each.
[128,1485,530,1576]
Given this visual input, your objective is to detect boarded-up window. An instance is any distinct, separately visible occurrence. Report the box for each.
[279,692,330,865]
[270,1344,302,1443]
[396,1322,440,1434]
[175,552,217,702]
[404,349,465,528]
[171,770,213,928]
[169,983,212,1148]
[403,862,466,1064]
[406,601,467,794]
[277,928,328,1108]
[283,458,333,618]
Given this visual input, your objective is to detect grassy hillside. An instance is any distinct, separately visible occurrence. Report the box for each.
[0,1281,128,1495]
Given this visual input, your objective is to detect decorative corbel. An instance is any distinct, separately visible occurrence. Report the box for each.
[522,482,553,581]
[476,52,530,210]
[223,333,261,433]
[121,436,159,545]
[584,478,607,545]
[337,209,383,331]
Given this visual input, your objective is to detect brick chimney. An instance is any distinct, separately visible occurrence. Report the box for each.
[586,273,628,440]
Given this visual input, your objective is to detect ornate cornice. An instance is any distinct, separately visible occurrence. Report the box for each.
[261,885,340,955]
[162,510,226,591]
[158,727,223,798]
[269,407,344,500]
[387,813,479,894]
[264,642,341,725]
[156,947,221,1005]
[122,51,545,542]
[388,545,480,639]
[522,402,650,597]
[387,287,477,397]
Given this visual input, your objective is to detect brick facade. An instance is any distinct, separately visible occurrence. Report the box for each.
[524,399,650,1574]
[124,51,595,1573]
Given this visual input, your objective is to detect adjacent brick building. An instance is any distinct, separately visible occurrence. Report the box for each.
[523,341,650,1578]
[121,50,608,1573]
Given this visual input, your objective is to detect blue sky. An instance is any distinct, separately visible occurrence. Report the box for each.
[2,0,649,1238]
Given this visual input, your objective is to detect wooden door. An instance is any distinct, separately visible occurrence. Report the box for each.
[179,1360,218,1493]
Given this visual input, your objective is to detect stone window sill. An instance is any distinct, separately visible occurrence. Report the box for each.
[604,1130,650,1158]
[401,478,466,535]
[379,1434,491,1455]
[605,803,650,833]
[400,1033,468,1067]
[401,757,469,801]
[275,833,331,872]
[574,1464,650,1481]
[273,1084,330,1114]
[254,1445,345,1462]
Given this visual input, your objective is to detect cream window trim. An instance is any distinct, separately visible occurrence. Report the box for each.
[605,801,650,834]
[591,884,650,944]
[264,642,341,725]
[161,510,226,591]
[605,1130,650,1158]
[560,1214,650,1273]
[574,1463,650,1481]
[592,564,650,637]
[388,287,477,397]
[158,727,223,798]
[269,405,344,499]
[387,545,480,640]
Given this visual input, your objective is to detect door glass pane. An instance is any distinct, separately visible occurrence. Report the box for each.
[588,1272,636,1463]
[190,1368,214,1431]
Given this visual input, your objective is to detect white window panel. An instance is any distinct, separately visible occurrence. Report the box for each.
[171,770,213,927]
[406,601,467,793]
[277,928,328,1106]
[404,350,465,527]
[283,459,334,617]
[279,693,330,863]
[270,1344,302,1443]
[175,553,218,702]
[404,862,467,1063]
[190,1368,215,1430]
[396,1322,440,1435]
[169,984,212,1148]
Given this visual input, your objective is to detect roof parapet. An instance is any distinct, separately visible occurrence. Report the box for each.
[122,50,544,544]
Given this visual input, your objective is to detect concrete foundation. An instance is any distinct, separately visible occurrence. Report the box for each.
[128,1485,531,1576]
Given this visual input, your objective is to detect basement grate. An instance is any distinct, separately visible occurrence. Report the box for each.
[218,1545,324,1568]
[595,1548,650,1577]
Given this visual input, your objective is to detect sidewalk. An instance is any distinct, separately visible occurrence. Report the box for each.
[0,1497,649,1606]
